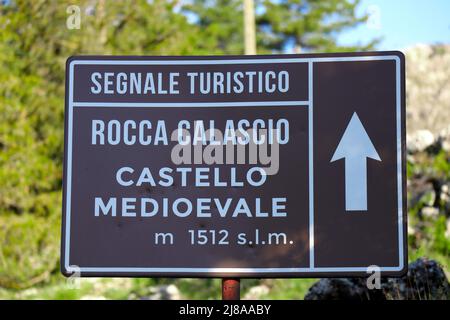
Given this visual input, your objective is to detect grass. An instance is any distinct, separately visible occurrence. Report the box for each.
[0,276,319,300]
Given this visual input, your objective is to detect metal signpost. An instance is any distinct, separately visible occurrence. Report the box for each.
[61,52,407,300]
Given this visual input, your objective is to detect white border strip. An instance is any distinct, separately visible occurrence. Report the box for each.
[308,61,314,269]
[396,56,404,270]
[70,55,399,65]
[73,101,309,107]
[67,266,403,273]
[64,62,74,270]
[65,56,403,274]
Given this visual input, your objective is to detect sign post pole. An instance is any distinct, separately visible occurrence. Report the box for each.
[222,278,240,300]
[221,2,257,298]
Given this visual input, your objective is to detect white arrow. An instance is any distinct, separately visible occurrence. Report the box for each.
[330,112,381,211]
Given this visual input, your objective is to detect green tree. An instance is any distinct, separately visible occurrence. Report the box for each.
[258,0,377,52]
[0,0,199,289]
[184,0,377,54]
[183,0,245,54]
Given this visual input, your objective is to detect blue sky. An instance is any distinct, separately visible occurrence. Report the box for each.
[338,0,450,50]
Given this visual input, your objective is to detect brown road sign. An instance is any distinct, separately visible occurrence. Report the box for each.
[61,52,407,277]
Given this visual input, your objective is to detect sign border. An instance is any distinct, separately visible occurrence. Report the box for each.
[61,52,407,277]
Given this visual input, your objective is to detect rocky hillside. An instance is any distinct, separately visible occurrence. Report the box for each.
[404,44,450,242]
[406,44,450,135]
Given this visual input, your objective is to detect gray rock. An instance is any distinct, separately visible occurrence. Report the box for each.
[405,45,450,135]
[407,130,435,153]
[440,183,450,215]
[243,285,270,300]
[304,258,449,300]
[143,284,181,300]
[408,176,435,209]
[407,220,416,236]
[304,278,385,300]
[383,258,449,300]
[421,206,439,218]
[438,125,450,152]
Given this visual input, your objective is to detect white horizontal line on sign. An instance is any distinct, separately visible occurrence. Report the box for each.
[70,266,404,273]
[72,101,310,107]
